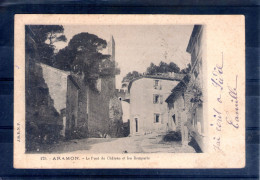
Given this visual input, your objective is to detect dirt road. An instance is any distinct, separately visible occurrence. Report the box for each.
[42,133,196,154]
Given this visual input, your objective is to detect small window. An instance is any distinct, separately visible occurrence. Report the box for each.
[153,94,159,104]
[154,114,160,123]
[154,80,159,86]
[154,80,161,89]
[172,114,176,125]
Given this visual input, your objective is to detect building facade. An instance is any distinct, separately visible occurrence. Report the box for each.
[165,25,206,151]
[185,25,206,152]
[165,75,191,145]
[128,76,181,135]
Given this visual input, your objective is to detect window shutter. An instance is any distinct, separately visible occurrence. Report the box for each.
[160,95,163,104]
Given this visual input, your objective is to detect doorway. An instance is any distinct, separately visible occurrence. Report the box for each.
[135,118,138,132]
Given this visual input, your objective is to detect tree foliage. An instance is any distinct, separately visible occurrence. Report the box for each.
[180,63,191,74]
[25,25,66,151]
[26,25,67,66]
[54,32,119,90]
[122,71,142,83]
[122,61,192,84]
[146,61,180,75]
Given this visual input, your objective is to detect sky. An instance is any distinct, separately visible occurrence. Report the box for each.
[54,25,194,89]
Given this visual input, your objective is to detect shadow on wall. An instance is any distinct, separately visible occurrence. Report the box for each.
[26,58,63,152]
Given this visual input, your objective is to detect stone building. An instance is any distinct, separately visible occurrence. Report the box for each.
[185,25,205,151]
[165,25,206,151]
[128,75,183,135]
[165,75,191,145]
[39,35,119,139]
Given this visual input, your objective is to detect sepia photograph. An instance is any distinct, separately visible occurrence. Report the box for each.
[25,24,205,154]
[14,15,245,169]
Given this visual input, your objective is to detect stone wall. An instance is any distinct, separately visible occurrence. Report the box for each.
[39,63,69,114]
[65,76,79,138]
[87,76,115,137]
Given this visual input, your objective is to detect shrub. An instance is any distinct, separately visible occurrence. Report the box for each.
[163,131,182,142]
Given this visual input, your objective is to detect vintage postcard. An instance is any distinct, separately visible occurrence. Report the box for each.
[14,15,245,169]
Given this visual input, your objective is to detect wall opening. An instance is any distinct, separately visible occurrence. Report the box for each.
[154,114,160,123]
[172,114,176,125]
[135,118,138,132]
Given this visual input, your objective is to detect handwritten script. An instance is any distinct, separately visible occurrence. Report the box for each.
[226,75,239,129]
[210,52,239,155]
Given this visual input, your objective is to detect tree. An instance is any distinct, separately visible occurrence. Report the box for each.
[54,32,119,91]
[25,25,67,151]
[27,25,66,45]
[168,62,180,73]
[180,63,191,74]
[122,71,142,83]
[158,61,171,73]
[146,62,157,75]
[145,61,180,75]
[26,25,67,66]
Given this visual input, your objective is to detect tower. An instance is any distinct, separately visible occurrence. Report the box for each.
[107,35,116,90]
[107,35,115,62]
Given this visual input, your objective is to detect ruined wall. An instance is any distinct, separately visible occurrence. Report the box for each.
[39,63,69,114]
[108,96,124,137]
[87,35,117,137]
[70,75,88,138]
[38,63,68,138]
[87,76,114,137]
[65,76,79,138]
[26,62,63,151]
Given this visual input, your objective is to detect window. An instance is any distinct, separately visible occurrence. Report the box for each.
[154,80,161,89]
[154,114,160,123]
[153,94,159,104]
[172,114,176,125]
[154,80,159,87]
[153,94,163,104]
